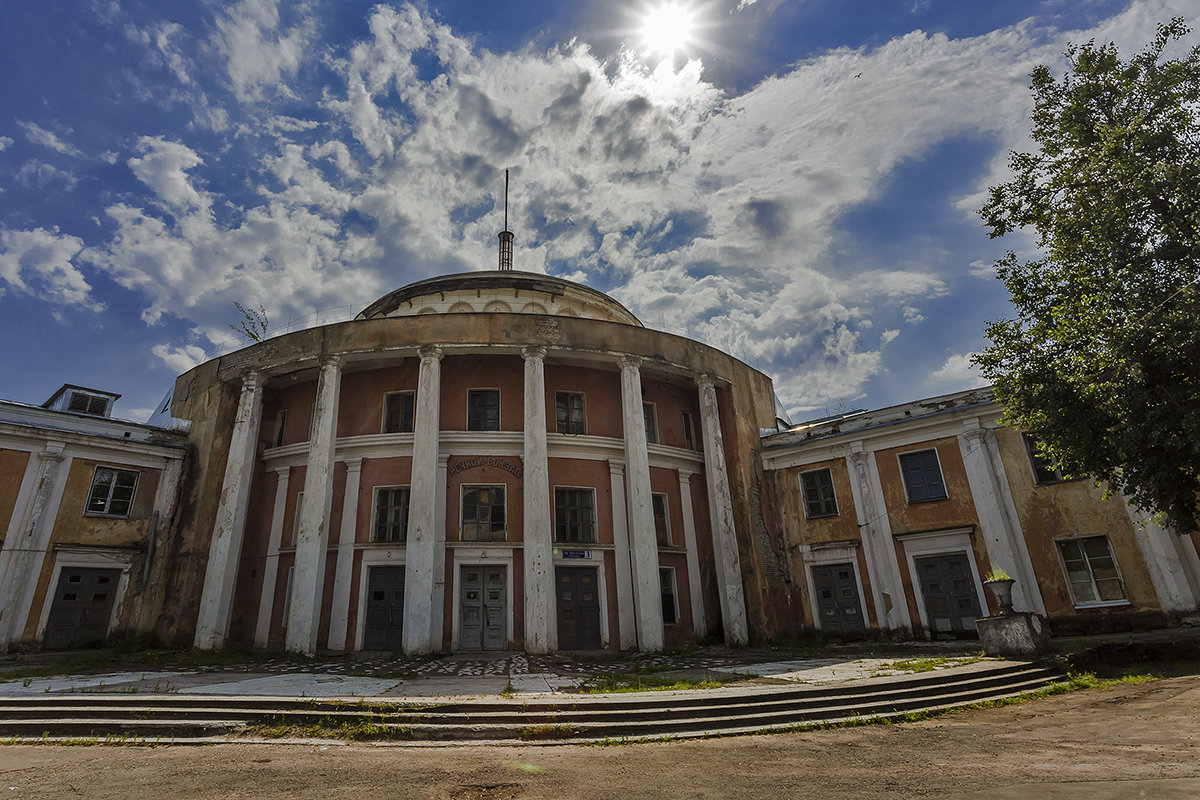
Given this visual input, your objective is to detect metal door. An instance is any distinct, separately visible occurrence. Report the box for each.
[363,566,405,650]
[460,565,506,650]
[555,566,602,650]
[43,568,122,650]
[811,563,866,638]
[915,553,982,639]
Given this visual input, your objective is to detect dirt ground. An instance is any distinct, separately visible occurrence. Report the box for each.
[2,676,1198,800]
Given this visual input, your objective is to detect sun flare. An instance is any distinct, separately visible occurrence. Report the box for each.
[640,3,695,56]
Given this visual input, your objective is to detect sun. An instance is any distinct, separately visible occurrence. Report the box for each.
[640,3,695,56]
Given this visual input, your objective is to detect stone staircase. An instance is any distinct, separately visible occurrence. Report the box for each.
[0,661,1064,744]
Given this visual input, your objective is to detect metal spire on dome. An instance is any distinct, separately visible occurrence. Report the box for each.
[497,169,514,271]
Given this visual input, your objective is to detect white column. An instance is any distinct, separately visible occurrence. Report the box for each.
[0,442,67,649]
[677,469,707,639]
[430,453,450,648]
[848,445,911,633]
[959,424,1045,614]
[195,372,264,650]
[403,345,443,653]
[327,457,363,650]
[287,355,342,653]
[609,459,638,650]
[254,467,290,648]
[522,345,555,653]
[696,374,748,646]
[621,356,664,651]
[1125,499,1200,613]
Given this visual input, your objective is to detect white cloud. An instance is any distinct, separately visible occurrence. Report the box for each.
[0,136,13,151]
[0,228,100,310]
[127,137,211,213]
[151,343,209,373]
[925,352,987,395]
[214,0,313,103]
[16,160,79,190]
[18,122,83,157]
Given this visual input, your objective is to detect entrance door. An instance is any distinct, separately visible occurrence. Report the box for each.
[555,566,602,650]
[459,565,507,650]
[914,553,982,639]
[363,566,405,650]
[811,563,866,638]
[43,567,122,650]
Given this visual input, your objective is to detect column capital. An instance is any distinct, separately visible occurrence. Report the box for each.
[522,344,547,361]
[437,454,451,468]
[418,344,444,362]
[273,465,291,477]
[678,468,695,483]
[619,354,643,371]
[607,458,626,475]
[39,441,66,462]
[696,373,716,390]
[318,354,342,369]
[341,456,364,473]
[240,370,264,391]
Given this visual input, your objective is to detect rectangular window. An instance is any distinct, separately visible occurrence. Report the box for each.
[555,391,587,435]
[468,389,501,431]
[660,568,678,625]
[462,485,506,541]
[643,402,658,444]
[291,490,304,546]
[1058,536,1127,606]
[373,486,411,542]
[85,467,139,517]
[682,411,696,450]
[652,493,671,546]
[801,468,838,518]
[383,392,415,434]
[68,392,109,416]
[1024,433,1069,485]
[554,487,596,543]
[271,409,288,447]
[899,449,948,503]
[281,565,294,628]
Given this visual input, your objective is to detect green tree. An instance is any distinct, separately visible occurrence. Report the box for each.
[975,19,1200,533]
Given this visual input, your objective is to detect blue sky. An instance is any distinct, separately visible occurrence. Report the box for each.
[0,0,1194,422]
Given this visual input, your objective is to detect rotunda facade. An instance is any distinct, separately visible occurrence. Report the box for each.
[172,270,778,654]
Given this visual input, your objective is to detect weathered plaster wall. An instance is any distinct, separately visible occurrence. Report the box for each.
[0,448,32,537]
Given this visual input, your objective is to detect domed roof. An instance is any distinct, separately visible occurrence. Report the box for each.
[357,271,643,327]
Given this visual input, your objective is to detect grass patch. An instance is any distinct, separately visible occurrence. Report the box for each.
[518,724,579,741]
[578,673,730,694]
[876,656,985,674]
[245,717,416,741]
[0,644,285,681]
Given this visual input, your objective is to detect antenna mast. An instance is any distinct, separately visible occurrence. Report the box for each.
[497,169,514,271]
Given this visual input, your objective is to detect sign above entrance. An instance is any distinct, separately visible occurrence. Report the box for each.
[448,456,524,479]
[560,549,592,559]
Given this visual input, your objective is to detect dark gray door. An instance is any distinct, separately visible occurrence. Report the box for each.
[363,566,405,650]
[915,553,982,639]
[556,566,602,650]
[811,562,866,637]
[460,566,506,650]
[43,568,121,650]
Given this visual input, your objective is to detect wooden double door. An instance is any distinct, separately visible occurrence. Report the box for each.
[459,566,507,650]
[555,566,601,650]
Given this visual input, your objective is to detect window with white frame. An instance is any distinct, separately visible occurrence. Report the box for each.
[462,485,506,541]
[643,402,658,444]
[291,491,304,546]
[555,391,586,435]
[801,468,838,518]
[383,392,415,434]
[652,493,671,546]
[373,486,411,542]
[899,449,948,502]
[467,389,501,431]
[554,487,596,543]
[1023,433,1073,485]
[85,467,139,517]
[1057,535,1127,606]
[67,391,110,417]
[660,567,678,625]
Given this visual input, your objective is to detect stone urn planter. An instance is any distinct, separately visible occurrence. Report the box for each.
[984,575,1016,615]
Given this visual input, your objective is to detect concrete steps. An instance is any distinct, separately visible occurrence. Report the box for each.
[0,661,1065,743]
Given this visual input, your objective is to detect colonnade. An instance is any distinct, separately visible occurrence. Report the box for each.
[193,345,749,654]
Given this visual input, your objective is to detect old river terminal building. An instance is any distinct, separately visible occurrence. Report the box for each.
[2,264,1199,654]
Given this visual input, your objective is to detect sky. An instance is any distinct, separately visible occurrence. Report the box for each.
[0,0,1196,424]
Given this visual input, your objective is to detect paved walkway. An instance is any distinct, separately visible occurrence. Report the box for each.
[0,645,989,699]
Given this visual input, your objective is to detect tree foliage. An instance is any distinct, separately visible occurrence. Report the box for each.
[975,19,1200,533]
